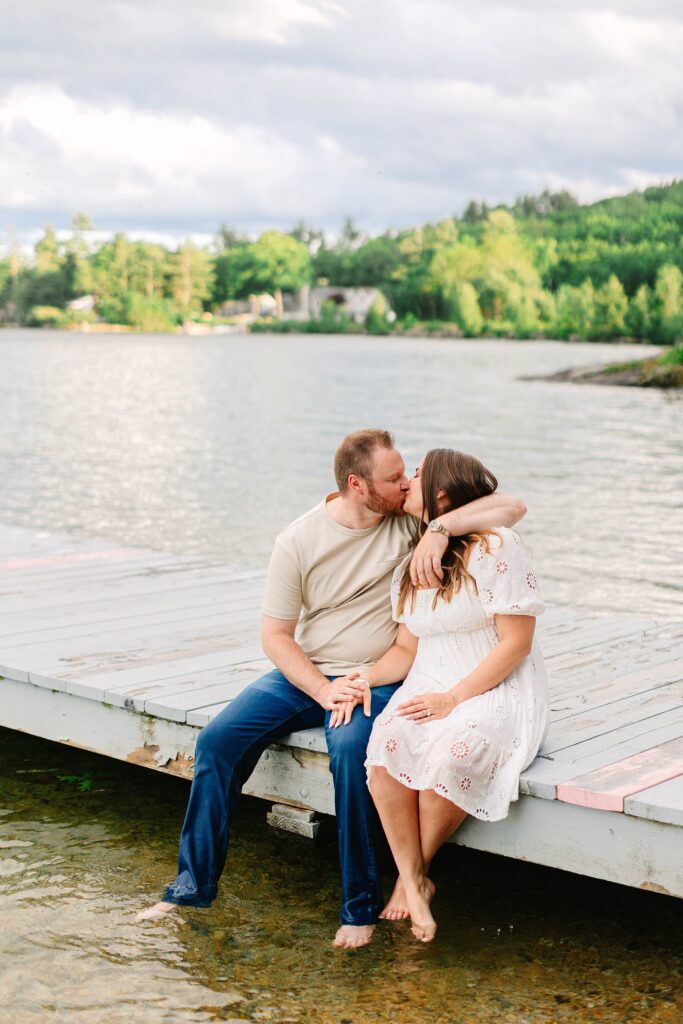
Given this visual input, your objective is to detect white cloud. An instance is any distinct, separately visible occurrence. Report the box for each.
[207,0,341,44]
[0,84,374,230]
[0,0,681,236]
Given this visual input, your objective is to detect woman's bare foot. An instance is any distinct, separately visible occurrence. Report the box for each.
[332,924,375,949]
[135,900,178,922]
[380,877,435,922]
[404,877,437,942]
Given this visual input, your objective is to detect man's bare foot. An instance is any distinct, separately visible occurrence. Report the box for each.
[404,878,437,942]
[135,900,178,922]
[379,877,435,922]
[332,924,375,949]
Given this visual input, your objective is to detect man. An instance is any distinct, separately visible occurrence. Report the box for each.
[138,429,525,947]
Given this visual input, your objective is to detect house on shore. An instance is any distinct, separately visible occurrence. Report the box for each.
[284,285,387,323]
[213,286,390,329]
[66,295,96,312]
[216,294,279,320]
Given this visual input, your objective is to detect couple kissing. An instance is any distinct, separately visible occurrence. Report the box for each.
[138,429,548,948]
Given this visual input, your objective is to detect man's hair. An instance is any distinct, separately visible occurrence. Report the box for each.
[334,429,395,492]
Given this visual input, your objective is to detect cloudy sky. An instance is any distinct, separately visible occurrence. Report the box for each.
[1,0,682,240]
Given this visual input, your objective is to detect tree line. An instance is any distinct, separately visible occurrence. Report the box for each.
[1,182,682,342]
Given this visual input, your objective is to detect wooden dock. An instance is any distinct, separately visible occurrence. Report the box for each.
[1,523,682,898]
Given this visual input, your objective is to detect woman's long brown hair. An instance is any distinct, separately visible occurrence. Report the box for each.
[396,449,500,615]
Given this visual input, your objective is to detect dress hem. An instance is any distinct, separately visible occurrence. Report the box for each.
[365,758,515,823]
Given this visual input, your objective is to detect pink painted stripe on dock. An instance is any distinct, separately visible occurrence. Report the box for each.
[0,549,139,570]
[556,736,683,811]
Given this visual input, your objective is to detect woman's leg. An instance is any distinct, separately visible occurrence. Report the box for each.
[418,789,468,871]
[381,790,466,922]
[368,767,436,941]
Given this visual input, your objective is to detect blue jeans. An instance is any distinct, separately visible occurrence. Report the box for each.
[163,669,399,925]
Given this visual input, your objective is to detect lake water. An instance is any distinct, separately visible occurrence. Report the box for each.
[1,329,682,1023]
[1,330,681,618]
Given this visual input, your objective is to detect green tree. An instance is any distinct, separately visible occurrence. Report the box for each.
[339,216,363,250]
[626,284,653,339]
[20,226,70,313]
[0,257,11,312]
[213,245,249,304]
[317,299,350,333]
[93,237,169,324]
[438,210,548,331]
[365,295,391,335]
[288,220,325,254]
[513,189,578,218]
[92,233,130,318]
[128,242,167,299]
[462,200,484,224]
[652,264,683,342]
[590,274,628,339]
[391,221,460,319]
[554,280,596,339]
[215,224,244,250]
[63,212,94,297]
[165,242,215,318]
[449,281,484,336]
[233,231,311,318]
[35,225,61,274]
[125,294,178,332]
[472,211,543,328]
[344,236,401,286]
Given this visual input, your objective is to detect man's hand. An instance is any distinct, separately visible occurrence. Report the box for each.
[318,674,369,711]
[328,676,372,726]
[330,698,361,728]
[410,530,448,587]
[397,690,457,722]
[409,494,527,588]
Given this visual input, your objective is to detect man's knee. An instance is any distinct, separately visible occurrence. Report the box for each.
[194,671,301,766]
[195,719,227,763]
[194,702,245,763]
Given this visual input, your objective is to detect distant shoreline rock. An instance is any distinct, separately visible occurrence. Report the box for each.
[522,351,683,390]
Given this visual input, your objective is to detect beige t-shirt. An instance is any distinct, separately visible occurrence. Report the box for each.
[262,494,414,675]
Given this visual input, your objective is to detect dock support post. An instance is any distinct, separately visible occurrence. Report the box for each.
[267,803,320,838]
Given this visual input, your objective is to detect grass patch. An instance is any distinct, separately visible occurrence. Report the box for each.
[658,344,683,366]
[600,344,683,388]
[601,360,643,373]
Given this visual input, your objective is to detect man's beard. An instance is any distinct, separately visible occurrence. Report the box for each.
[365,481,406,517]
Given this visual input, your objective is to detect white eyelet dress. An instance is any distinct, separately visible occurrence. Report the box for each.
[365,528,549,821]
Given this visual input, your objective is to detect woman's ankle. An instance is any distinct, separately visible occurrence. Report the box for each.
[401,871,427,893]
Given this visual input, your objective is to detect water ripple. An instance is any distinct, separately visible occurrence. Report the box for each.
[0,330,680,619]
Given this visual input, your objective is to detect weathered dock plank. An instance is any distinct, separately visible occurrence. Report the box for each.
[1,522,682,900]
[542,676,683,752]
[556,736,683,811]
[0,566,262,613]
[521,706,683,800]
[53,650,269,701]
[625,776,683,827]
[0,581,265,638]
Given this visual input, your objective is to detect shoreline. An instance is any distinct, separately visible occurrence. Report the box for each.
[0,322,670,345]
[522,351,683,390]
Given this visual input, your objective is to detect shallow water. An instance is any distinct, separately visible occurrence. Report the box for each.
[1,330,682,1023]
[2,728,682,1024]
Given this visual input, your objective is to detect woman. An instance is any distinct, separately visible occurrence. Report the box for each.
[359,449,548,942]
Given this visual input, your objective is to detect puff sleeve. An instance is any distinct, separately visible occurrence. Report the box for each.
[470,528,545,618]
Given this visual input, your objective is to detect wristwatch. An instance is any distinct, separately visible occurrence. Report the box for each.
[427,519,449,537]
